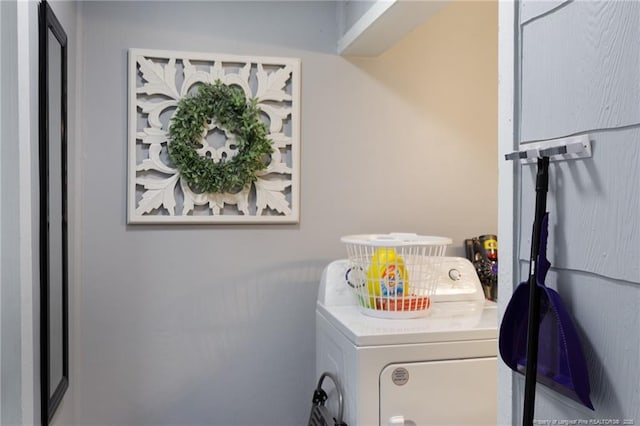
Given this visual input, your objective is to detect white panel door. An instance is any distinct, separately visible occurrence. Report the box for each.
[380,357,497,426]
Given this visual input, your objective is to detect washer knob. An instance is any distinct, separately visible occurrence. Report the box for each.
[448,268,462,281]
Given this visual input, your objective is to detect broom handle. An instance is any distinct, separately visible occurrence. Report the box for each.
[523,156,549,426]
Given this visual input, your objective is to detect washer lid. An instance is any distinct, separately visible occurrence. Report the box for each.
[317,300,497,347]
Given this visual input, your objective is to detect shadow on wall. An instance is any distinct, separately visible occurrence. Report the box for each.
[346,0,498,144]
[329,0,499,254]
[119,259,329,426]
[552,269,637,418]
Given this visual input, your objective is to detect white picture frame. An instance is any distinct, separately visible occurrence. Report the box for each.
[128,48,300,224]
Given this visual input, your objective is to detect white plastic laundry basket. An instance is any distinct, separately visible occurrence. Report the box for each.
[341,233,452,319]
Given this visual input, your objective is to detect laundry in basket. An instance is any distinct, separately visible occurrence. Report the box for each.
[341,233,451,319]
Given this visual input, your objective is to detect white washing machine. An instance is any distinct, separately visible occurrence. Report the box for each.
[315,257,497,426]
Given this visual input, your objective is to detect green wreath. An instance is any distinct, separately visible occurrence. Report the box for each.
[168,80,273,194]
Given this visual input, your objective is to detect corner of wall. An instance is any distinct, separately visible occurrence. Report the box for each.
[497,1,516,425]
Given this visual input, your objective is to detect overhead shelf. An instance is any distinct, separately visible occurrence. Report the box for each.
[338,0,449,57]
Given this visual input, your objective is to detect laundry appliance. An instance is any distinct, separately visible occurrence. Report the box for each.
[316,257,498,425]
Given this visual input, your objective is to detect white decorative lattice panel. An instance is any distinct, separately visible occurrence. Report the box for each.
[128,48,300,224]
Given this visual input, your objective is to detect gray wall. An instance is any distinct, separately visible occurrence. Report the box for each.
[0,1,22,422]
[513,0,640,422]
[1,1,41,424]
[73,1,497,425]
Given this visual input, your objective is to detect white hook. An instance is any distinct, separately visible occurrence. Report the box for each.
[504,134,591,164]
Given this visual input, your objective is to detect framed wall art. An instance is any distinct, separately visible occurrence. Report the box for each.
[39,1,69,424]
[128,48,300,224]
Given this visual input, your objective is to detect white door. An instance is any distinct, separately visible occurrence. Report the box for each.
[379,357,497,426]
